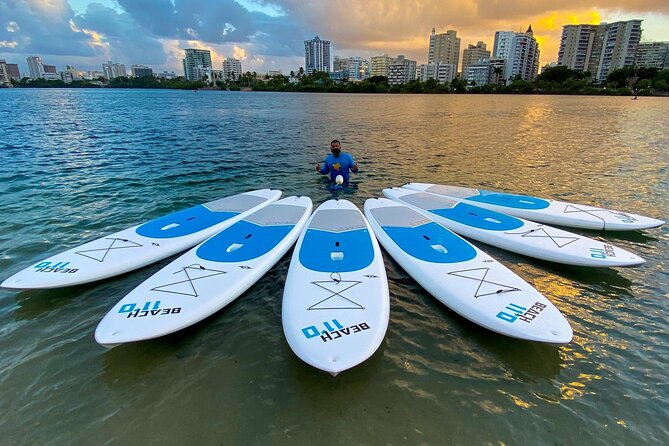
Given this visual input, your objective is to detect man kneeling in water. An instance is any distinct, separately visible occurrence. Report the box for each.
[315,139,359,185]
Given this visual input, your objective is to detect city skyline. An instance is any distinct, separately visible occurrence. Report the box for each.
[1,1,668,75]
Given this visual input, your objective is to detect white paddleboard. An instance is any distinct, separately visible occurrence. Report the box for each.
[1,189,282,289]
[95,196,312,347]
[282,199,390,376]
[404,183,664,231]
[384,187,644,267]
[365,198,572,344]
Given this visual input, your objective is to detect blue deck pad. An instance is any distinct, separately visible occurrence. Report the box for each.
[383,222,477,263]
[135,205,238,239]
[430,202,524,231]
[467,191,550,210]
[196,220,294,263]
[299,228,375,273]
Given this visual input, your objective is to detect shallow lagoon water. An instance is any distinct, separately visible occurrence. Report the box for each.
[0,90,667,444]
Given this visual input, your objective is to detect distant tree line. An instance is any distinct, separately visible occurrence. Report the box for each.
[9,66,669,96]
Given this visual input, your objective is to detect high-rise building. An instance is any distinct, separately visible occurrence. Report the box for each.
[558,20,643,83]
[493,26,540,83]
[27,56,44,79]
[592,20,642,83]
[462,41,491,75]
[634,41,669,70]
[5,63,20,80]
[0,60,9,84]
[370,54,393,77]
[304,36,331,74]
[102,61,127,79]
[388,55,417,85]
[182,49,212,81]
[131,64,153,77]
[222,57,242,80]
[428,28,461,71]
[557,24,598,72]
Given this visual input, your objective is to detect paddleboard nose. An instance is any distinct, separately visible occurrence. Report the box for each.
[546,321,573,345]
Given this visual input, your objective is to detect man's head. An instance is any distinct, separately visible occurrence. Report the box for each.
[330,140,341,157]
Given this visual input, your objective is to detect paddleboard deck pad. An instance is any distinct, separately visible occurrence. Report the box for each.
[365,198,571,343]
[404,183,664,231]
[1,189,282,289]
[384,187,644,267]
[95,196,312,347]
[282,199,390,375]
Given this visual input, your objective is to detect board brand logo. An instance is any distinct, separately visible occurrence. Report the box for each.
[496,302,547,324]
[33,261,78,274]
[301,319,370,343]
[590,245,616,259]
[118,300,181,318]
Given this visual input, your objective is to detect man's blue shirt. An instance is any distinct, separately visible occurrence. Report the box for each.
[319,152,357,182]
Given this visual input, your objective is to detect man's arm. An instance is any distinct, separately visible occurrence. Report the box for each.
[349,155,358,173]
[316,159,329,174]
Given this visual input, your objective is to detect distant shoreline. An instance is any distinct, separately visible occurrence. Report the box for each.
[4,66,668,97]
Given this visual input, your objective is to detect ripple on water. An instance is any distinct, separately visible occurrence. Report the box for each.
[0,91,667,445]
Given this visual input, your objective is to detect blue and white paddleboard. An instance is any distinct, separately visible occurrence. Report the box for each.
[282,199,390,376]
[1,189,281,289]
[365,198,572,344]
[404,183,664,231]
[95,196,312,347]
[384,187,644,267]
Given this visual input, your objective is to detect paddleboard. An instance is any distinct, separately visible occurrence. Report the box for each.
[365,198,572,344]
[95,196,312,347]
[384,187,645,267]
[1,189,281,289]
[282,199,390,375]
[403,183,664,231]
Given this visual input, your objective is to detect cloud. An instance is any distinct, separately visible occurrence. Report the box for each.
[1,0,668,74]
[0,0,95,57]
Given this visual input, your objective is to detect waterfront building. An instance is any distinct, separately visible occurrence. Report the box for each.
[85,70,105,80]
[462,41,491,76]
[333,56,370,81]
[5,63,20,80]
[223,57,242,80]
[182,49,212,81]
[428,28,461,72]
[489,58,506,85]
[464,61,491,86]
[558,20,643,83]
[635,42,669,70]
[493,26,540,83]
[304,36,331,74]
[333,56,347,73]
[589,20,642,83]
[418,62,456,83]
[557,24,598,72]
[131,64,153,77]
[193,67,223,83]
[154,71,177,79]
[0,60,9,84]
[59,65,81,83]
[40,63,60,80]
[102,61,127,79]
[388,55,417,85]
[370,54,393,77]
[27,56,44,79]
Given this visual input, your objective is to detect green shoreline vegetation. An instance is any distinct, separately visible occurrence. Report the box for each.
[7,66,669,96]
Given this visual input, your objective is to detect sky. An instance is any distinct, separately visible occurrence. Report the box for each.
[1,0,668,76]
